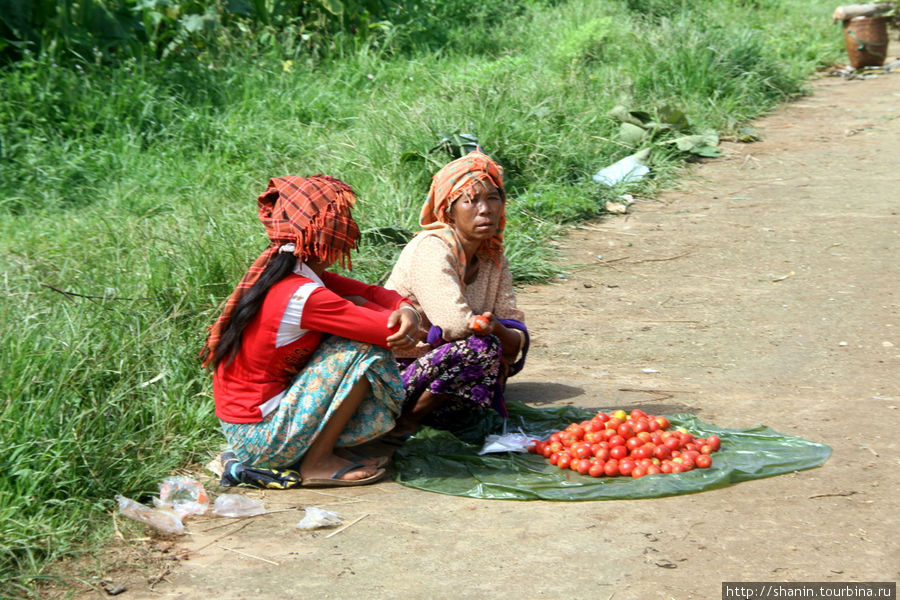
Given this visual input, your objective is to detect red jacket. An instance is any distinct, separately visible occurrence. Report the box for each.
[214,268,408,423]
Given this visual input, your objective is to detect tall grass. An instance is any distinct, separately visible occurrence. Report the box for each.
[0,0,843,594]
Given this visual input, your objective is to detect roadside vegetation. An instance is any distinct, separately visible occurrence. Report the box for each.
[0,0,842,594]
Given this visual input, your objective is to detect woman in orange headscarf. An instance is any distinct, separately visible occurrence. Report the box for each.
[202,175,420,487]
[384,151,529,441]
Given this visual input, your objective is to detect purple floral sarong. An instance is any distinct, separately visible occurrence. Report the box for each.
[398,334,502,426]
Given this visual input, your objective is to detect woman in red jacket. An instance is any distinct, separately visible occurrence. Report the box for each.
[201,175,420,488]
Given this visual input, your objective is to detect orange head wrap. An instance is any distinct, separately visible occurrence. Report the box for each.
[418,150,506,280]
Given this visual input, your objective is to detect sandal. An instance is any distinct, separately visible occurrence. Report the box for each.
[337,448,390,469]
[220,452,302,490]
[300,463,387,488]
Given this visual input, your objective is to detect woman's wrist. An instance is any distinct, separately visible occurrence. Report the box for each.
[399,303,421,326]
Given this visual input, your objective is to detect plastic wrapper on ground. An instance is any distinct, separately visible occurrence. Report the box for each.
[294,507,342,530]
[212,493,266,517]
[116,495,185,534]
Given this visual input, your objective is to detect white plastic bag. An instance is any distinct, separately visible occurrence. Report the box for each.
[212,493,266,518]
[592,154,650,186]
[116,495,184,535]
[294,507,341,530]
[155,476,209,518]
[478,431,535,455]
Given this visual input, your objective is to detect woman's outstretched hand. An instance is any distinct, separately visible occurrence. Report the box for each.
[386,304,420,350]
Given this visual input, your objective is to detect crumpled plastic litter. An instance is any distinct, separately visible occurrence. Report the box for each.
[154,476,209,518]
[295,507,342,530]
[593,154,650,186]
[212,493,266,518]
[116,495,184,535]
[478,430,534,455]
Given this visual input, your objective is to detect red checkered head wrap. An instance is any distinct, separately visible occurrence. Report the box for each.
[201,175,359,367]
[258,175,360,267]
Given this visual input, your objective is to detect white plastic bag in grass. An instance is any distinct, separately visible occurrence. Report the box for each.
[295,507,341,530]
[592,154,650,186]
[116,495,184,535]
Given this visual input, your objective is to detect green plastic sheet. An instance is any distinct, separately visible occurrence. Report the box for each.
[394,402,831,501]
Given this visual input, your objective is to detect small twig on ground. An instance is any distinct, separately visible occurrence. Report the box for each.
[325,513,370,539]
[619,387,697,395]
[808,491,859,499]
[219,546,279,565]
[302,489,369,502]
[194,520,254,551]
[628,252,693,264]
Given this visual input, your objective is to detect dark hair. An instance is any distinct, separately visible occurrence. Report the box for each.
[211,252,298,368]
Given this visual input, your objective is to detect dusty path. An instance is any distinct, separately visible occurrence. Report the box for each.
[83,72,899,599]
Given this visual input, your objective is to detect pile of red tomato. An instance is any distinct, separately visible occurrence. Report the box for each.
[528,409,721,479]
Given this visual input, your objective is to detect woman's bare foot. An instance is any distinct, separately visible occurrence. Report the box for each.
[299,454,377,482]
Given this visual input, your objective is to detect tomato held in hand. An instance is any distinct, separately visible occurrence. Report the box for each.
[471,314,490,333]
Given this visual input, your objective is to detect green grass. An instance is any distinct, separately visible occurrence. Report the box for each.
[0,0,844,594]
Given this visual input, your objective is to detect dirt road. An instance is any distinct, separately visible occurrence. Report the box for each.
[82,71,899,600]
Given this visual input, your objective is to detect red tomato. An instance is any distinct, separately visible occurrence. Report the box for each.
[606,417,622,429]
[589,462,606,478]
[653,445,671,461]
[664,437,681,451]
[617,423,634,439]
[700,444,712,455]
[609,445,628,460]
[630,409,647,420]
[636,432,652,443]
[542,444,553,458]
[633,419,650,434]
[593,447,610,461]
[471,315,490,332]
[603,460,620,477]
[631,445,650,460]
[660,461,673,474]
[648,419,661,432]
[549,433,561,444]
[595,412,610,423]
[655,416,670,429]
[576,459,592,475]
[706,435,721,452]
[631,466,647,478]
[568,425,585,440]
[557,453,572,470]
[626,437,644,451]
[696,455,712,468]
[670,463,685,473]
[573,443,593,460]
[608,435,626,448]
[618,458,636,476]
[646,464,661,475]
[549,453,559,465]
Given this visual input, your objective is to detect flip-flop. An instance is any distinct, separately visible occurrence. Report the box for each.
[337,448,390,469]
[300,463,387,488]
